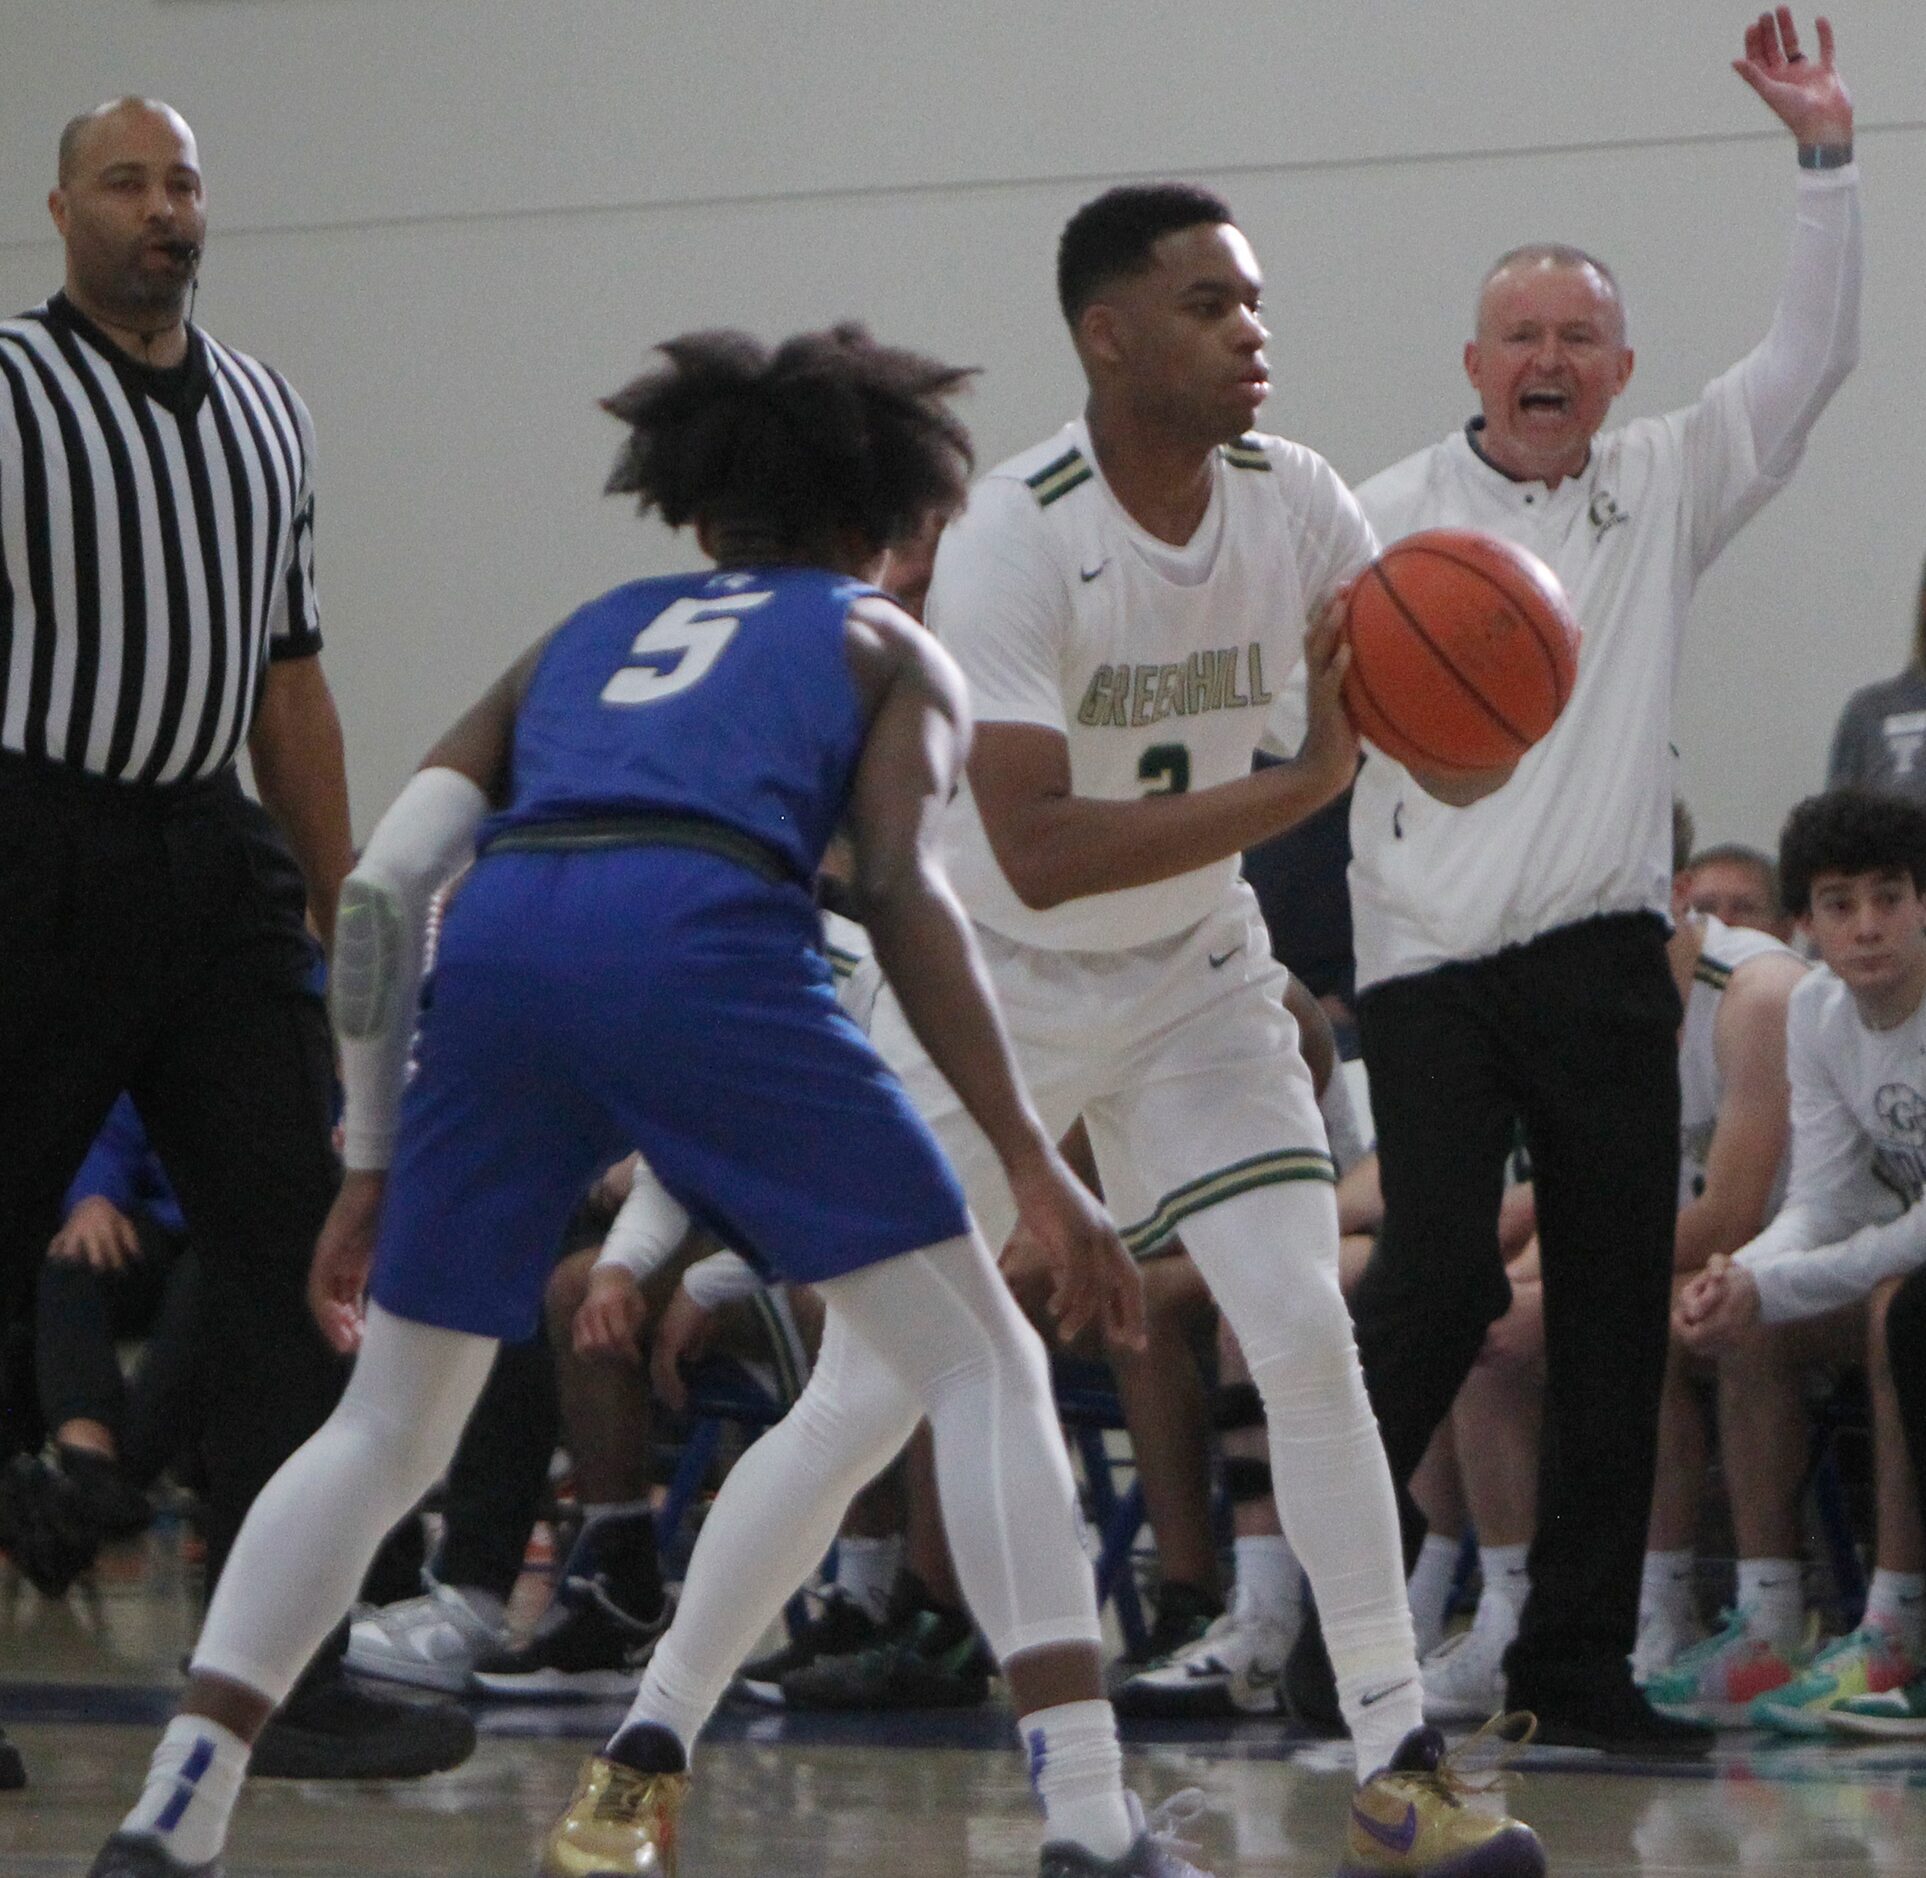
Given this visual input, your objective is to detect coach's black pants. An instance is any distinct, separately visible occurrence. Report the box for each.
[0,752,346,1596]
[1353,911,1682,1695]
[1888,1267,1926,1533]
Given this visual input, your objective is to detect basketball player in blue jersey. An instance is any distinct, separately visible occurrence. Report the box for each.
[91,327,1212,1878]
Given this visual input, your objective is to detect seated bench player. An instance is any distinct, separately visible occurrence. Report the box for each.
[1675,787,1926,1733]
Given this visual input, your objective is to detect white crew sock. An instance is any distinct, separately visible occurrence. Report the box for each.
[1407,1532,1461,1659]
[1864,1570,1926,1658]
[1023,1699,1133,1862]
[834,1534,903,1624]
[1639,1550,1696,1632]
[1232,1533,1300,1626]
[1735,1557,1805,1651]
[119,1715,250,1867]
[1478,1543,1531,1622]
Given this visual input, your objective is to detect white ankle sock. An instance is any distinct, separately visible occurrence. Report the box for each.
[1735,1558,1804,1650]
[1478,1544,1530,1620]
[119,1715,250,1866]
[1232,1534,1299,1625]
[1639,1550,1696,1631]
[1023,1699,1132,1861]
[834,1535,903,1624]
[1407,1533,1460,1657]
[1864,1570,1926,1657]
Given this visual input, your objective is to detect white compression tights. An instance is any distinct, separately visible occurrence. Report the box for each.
[1179,1180,1421,1758]
[191,1303,498,1704]
[634,1229,1100,1748]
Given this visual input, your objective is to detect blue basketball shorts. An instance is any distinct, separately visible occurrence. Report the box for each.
[368,847,970,1342]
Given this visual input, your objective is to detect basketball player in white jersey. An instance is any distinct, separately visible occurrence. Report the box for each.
[860,183,1541,1875]
[1316,10,1861,1754]
[1676,787,1926,1735]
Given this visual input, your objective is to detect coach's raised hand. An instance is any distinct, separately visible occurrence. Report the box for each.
[1734,10,1852,148]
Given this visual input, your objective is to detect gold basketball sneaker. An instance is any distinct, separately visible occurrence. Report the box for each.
[1341,1722,1546,1877]
[539,1755,687,1876]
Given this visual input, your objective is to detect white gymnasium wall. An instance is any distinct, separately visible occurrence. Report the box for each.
[3,1,1922,849]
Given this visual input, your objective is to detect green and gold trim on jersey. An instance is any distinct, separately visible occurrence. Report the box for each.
[1694,956,1735,992]
[1221,435,1272,472]
[1123,1147,1335,1259]
[1025,447,1094,507]
[826,942,865,985]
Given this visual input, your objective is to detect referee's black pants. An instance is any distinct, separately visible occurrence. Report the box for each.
[1352,911,1682,1696]
[1886,1266,1926,1538]
[0,752,347,1597]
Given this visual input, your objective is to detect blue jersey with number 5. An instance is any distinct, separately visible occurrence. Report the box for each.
[487,566,872,880]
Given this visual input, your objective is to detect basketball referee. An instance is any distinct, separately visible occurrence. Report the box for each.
[0,98,470,1786]
[1291,12,1862,1753]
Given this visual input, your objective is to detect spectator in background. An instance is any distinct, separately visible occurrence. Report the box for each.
[1827,557,1926,802]
[1687,842,1796,942]
[2,1097,196,1597]
[1675,786,1926,1735]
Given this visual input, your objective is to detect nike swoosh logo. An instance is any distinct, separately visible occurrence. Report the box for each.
[1208,948,1240,969]
[1080,561,1107,582]
[1352,1801,1419,1855]
[1359,1677,1416,1708]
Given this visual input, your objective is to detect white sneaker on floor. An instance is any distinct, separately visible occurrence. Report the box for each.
[1419,1598,1518,1724]
[1112,1597,1297,1718]
[1631,1604,1707,1687]
[346,1582,508,1692]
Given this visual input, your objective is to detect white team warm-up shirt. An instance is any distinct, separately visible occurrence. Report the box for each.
[930,418,1376,952]
[1347,166,1861,991]
[1733,966,1923,1324]
[1678,914,1805,1212]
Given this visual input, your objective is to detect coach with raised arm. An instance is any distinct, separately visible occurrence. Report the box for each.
[1299,11,1861,1754]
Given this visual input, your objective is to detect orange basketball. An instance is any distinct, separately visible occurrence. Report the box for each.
[1340,529,1581,776]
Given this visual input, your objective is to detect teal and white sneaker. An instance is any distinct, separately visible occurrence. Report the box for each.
[1641,1606,1805,1727]
[1747,1626,1917,1737]
[1824,1669,1926,1740]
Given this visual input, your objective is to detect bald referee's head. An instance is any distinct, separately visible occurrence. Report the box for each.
[50,99,205,339]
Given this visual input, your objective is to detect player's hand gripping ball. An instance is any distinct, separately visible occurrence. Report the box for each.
[1340,528,1581,806]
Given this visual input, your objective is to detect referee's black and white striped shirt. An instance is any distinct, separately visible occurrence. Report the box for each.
[0,291,320,786]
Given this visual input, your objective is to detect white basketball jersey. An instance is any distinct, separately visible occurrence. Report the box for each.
[1678,914,1803,1211]
[928,418,1376,952]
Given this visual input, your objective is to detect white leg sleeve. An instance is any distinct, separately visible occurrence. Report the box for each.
[823,1231,1102,1662]
[1180,1183,1421,1738]
[635,1307,923,1742]
[190,1303,497,1704]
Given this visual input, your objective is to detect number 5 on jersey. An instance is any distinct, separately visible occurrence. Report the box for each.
[600,591,771,706]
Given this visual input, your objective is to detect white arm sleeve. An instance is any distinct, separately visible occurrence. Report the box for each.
[1682,168,1862,569]
[1732,974,1907,1320]
[332,767,490,1170]
[681,1251,767,1310]
[1737,169,1863,482]
[594,1156,694,1282]
[1743,1199,1926,1324]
